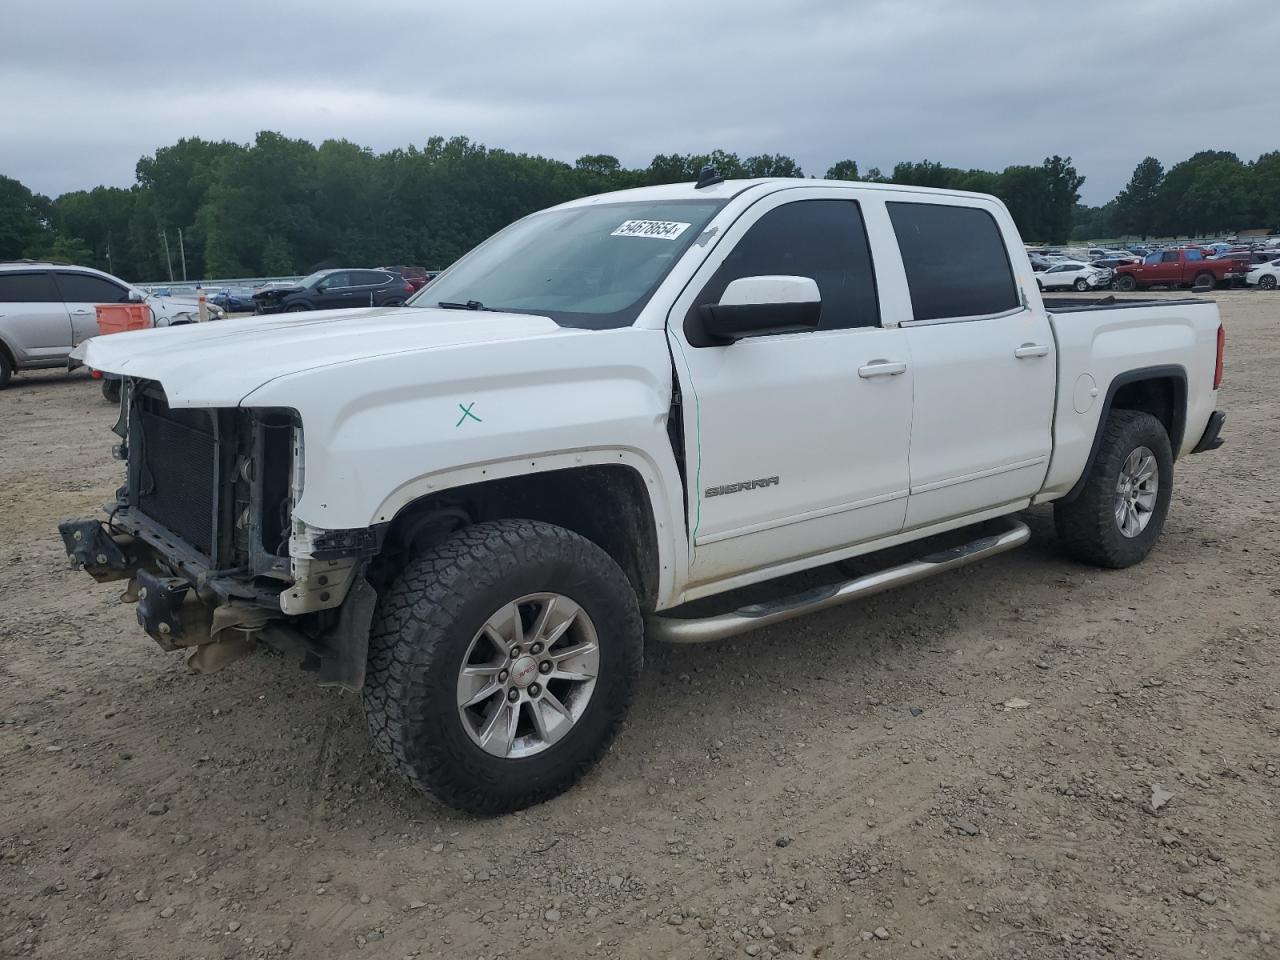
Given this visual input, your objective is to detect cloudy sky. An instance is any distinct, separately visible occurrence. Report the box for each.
[2,0,1277,205]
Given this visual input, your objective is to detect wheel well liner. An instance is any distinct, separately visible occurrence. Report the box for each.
[376,464,661,610]
[1061,364,1187,503]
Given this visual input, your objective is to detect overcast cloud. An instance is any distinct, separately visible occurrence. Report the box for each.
[2,0,1277,205]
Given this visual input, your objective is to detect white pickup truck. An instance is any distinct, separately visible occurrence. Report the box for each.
[62,174,1226,814]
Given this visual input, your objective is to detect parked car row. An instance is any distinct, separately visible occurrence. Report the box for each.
[153,265,439,315]
[1027,239,1280,292]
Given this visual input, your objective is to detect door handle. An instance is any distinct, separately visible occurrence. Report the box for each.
[858,359,908,378]
[1014,343,1050,359]
[72,308,92,314]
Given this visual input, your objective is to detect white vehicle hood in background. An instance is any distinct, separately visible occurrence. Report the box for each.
[73,307,572,406]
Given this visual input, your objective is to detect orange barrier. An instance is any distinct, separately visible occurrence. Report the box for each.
[95,303,153,335]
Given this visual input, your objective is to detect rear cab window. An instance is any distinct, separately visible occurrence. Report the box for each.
[886,202,1019,322]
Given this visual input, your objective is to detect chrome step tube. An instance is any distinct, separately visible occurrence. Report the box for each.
[648,519,1030,644]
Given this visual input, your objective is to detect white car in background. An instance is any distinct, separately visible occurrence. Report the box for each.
[0,261,224,389]
[1036,261,1113,291]
[1245,259,1279,290]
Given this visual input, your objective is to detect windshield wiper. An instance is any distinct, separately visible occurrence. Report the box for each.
[437,299,493,311]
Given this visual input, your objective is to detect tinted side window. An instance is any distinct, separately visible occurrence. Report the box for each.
[1161,251,1180,263]
[887,203,1018,322]
[1185,249,1203,261]
[319,272,351,289]
[695,199,879,331]
[0,272,60,303]
[54,272,128,303]
[354,270,391,285]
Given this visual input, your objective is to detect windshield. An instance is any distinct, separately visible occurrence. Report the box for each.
[409,199,726,328]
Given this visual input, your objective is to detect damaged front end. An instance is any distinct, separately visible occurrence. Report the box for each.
[58,379,379,691]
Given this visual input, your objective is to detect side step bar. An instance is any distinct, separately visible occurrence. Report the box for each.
[648,518,1031,644]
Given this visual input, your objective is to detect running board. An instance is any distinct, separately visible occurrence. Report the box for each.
[648,519,1031,644]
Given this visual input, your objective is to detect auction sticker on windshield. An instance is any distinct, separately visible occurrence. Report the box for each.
[611,220,692,240]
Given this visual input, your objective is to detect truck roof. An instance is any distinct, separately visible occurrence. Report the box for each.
[551,177,1001,209]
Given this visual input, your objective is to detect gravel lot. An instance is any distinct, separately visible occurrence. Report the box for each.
[1,291,1277,959]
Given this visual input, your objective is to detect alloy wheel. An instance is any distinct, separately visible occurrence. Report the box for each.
[456,593,600,759]
[1114,446,1159,538]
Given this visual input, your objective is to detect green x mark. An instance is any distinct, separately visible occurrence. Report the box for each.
[455,402,482,427]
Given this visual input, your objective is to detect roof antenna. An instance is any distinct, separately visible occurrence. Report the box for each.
[695,165,724,189]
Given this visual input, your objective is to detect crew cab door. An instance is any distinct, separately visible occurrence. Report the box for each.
[1153,250,1183,284]
[886,199,1056,528]
[667,190,913,588]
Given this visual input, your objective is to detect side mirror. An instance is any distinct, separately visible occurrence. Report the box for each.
[127,289,145,303]
[690,275,822,346]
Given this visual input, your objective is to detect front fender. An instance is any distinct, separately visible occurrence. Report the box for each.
[240,327,690,606]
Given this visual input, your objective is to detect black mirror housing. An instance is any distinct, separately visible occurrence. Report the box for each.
[691,300,821,346]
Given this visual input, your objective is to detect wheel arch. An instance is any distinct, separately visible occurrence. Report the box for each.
[370,460,668,612]
[1060,364,1187,504]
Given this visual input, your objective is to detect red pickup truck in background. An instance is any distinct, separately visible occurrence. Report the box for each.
[1113,248,1248,291]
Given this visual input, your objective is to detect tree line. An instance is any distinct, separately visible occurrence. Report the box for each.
[1071,151,1280,241]
[1,133,1276,282]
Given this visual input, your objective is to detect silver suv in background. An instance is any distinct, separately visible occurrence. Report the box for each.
[0,262,224,388]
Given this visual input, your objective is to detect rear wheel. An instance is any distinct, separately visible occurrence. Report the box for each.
[1054,410,1173,569]
[363,519,643,814]
[0,350,11,389]
[101,378,121,403]
[1115,274,1138,292]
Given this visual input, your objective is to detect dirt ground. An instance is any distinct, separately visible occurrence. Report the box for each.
[1,290,1277,960]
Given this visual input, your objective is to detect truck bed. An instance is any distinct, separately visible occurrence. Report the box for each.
[1043,295,1210,314]
[1037,294,1221,500]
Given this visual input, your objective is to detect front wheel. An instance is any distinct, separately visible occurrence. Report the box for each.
[1054,410,1173,569]
[101,378,121,403]
[1115,275,1138,292]
[363,520,643,814]
[285,304,310,313]
[1074,278,1091,292]
[1258,274,1277,290]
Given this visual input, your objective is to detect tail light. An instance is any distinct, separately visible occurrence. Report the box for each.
[404,282,414,294]
[1214,324,1225,389]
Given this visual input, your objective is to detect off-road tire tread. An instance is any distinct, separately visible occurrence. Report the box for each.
[363,519,642,814]
[1054,410,1173,569]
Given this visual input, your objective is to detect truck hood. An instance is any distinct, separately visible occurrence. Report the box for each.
[72,306,573,407]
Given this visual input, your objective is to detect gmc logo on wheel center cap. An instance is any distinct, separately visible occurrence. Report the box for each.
[511,656,539,687]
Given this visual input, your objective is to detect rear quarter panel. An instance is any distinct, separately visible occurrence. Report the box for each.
[1039,301,1220,499]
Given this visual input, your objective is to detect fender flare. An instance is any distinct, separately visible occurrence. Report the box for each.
[1059,364,1187,504]
[368,447,686,608]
